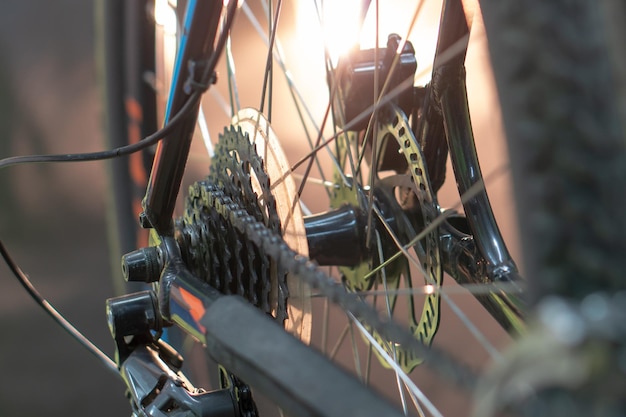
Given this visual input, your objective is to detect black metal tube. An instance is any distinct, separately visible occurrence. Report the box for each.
[433,0,471,71]
[201,296,405,417]
[158,244,405,417]
[439,64,518,280]
[143,0,223,235]
[439,217,524,333]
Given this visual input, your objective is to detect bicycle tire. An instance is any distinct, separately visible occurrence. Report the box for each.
[96,0,157,295]
[480,0,626,303]
[474,1,626,415]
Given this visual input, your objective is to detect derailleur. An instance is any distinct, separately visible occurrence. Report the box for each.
[106,269,256,417]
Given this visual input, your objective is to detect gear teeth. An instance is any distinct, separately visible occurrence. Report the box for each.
[209,126,280,232]
[216,211,232,293]
[177,181,276,318]
[275,262,289,323]
[259,246,272,315]
[205,127,284,317]
[230,221,245,296]
[176,162,461,382]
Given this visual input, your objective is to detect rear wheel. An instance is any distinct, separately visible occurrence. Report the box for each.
[99,0,626,415]
[96,0,156,294]
[100,0,517,414]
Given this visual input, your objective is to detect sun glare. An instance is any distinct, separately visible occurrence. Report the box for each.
[296,0,439,69]
[295,0,367,65]
[154,0,177,35]
[223,0,245,8]
[320,0,364,63]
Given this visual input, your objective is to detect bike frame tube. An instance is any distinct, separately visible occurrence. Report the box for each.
[433,0,518,281]
[142,0,223,235]
[153,234,406,417]
[439,69,518,279]
[168,272,405,417]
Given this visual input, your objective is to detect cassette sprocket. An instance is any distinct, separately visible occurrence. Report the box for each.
[178,109,311,340]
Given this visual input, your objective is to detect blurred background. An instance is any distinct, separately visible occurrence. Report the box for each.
[0,1,128,415]
[0,1,520,416]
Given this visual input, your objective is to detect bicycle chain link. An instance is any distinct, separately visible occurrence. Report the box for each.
[177,181,273,317]
[209,126,281,232]
[209,127,288,322]
[177,127,290,322]
[177,124,474,391]
[197,181,476,389]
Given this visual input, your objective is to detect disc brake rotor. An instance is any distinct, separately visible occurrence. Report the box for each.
[331,104,443,372]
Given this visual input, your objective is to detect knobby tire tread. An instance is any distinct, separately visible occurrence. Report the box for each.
[479,0,626,304]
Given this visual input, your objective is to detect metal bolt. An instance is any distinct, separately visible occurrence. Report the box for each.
[121,247,162,283]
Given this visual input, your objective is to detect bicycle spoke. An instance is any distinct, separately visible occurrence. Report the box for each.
[356,282,524,297]
[329,322,351,361]
[242,2,338,190]
[295,94,341,197]
[258,0,282,119]
[372,204,501,360]
[156,1,524,414]
[300,281,524,300]
[225,35,240,115]
[376,231,410,416]
[348,312,444,417]
[347,318,364,382]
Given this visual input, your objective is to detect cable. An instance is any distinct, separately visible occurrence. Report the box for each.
[0,90,201,170]
[0,0,240,380]
[0,0,239,171]
[0,238,121,378]
[0,57,203,379]
[0,43,201,385]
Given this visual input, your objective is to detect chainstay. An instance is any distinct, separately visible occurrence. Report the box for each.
[201,180,478,391]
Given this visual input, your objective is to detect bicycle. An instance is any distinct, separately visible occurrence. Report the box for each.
[2,0,626,416]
